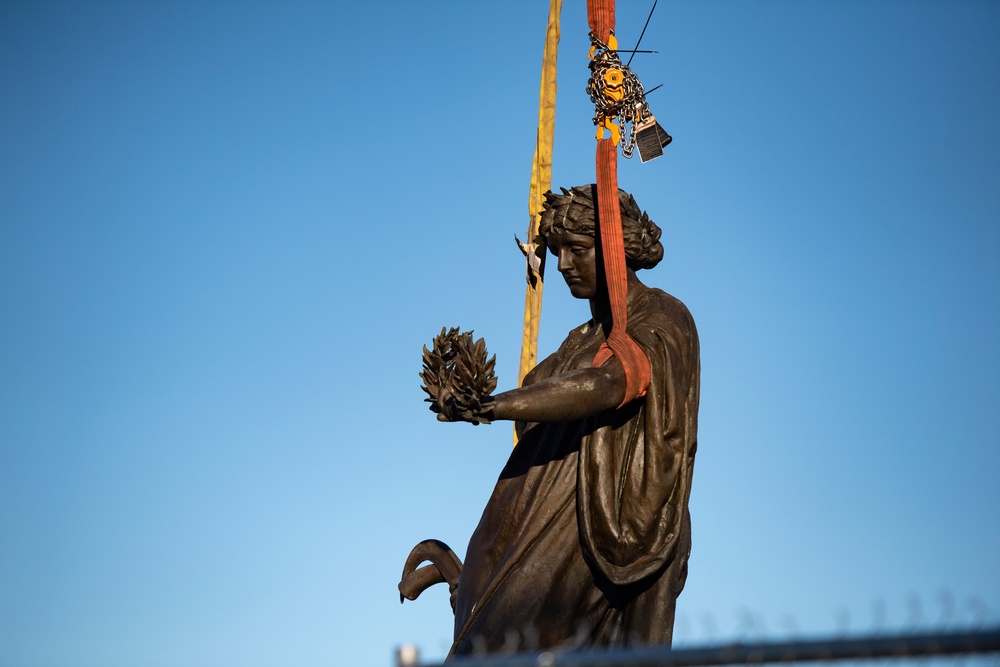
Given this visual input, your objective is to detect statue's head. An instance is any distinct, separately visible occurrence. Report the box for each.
[538,185,664,271]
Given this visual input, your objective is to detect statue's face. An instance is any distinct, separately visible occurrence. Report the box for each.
[549,230,598,299]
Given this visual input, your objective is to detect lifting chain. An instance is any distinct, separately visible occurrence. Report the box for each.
[586,31,651,159]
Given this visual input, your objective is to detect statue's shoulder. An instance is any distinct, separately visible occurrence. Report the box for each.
[636,287,695,325]
[630,287,699,355]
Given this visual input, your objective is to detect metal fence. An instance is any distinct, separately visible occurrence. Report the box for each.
[397,626,1000,667]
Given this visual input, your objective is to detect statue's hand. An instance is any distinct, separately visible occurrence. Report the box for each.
[420,327,497,425]
[435,391,495,425]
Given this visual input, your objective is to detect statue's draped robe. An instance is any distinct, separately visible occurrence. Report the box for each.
[452,287,700,655]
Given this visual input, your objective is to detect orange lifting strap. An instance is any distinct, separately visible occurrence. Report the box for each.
[588,0,651,406]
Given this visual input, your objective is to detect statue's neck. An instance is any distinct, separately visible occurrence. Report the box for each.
[589,269,643,327]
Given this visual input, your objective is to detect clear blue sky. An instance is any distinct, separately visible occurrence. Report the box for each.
[2,2,998,666]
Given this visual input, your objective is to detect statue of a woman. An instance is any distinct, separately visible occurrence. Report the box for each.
[402,185,699,655]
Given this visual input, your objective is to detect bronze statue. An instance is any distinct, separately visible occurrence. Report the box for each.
[401,185,700,655]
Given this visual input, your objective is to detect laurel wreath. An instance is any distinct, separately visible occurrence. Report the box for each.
[420,327,497,425]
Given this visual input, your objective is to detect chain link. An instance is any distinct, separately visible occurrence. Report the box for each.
[586,32,652,159]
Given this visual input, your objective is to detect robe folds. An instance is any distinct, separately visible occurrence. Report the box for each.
[451,286,700,655]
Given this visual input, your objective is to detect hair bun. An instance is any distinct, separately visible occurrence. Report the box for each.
[624,208,664,270]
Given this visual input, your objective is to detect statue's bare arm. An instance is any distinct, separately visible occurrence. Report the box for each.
[490,362,625,423]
